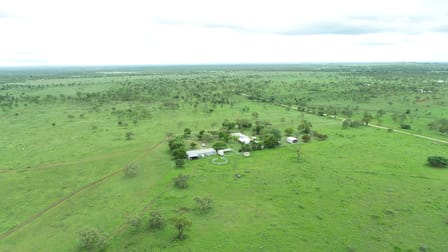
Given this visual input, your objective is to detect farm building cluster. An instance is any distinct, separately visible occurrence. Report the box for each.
[185,132,299,160]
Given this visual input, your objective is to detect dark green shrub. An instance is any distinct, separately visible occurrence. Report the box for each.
[302,134,311,143]
[427,156,448,168]
[313,131,328,141]
[400,124,411,130]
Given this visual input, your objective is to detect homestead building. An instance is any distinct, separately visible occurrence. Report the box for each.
[186,148,216,160]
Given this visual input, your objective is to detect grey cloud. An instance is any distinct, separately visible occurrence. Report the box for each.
[279,21,383,35]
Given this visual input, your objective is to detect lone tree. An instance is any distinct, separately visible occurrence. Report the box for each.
[171,215,192,240]
[298,120,312,134]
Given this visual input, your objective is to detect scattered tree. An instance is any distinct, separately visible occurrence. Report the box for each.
[194,196,213,213]
[148,210,166,230]
[251,112,259,119]
[174,174,189,188]
[265,128,282,141]
[301,134,311,143]
[284,127,294,136]
[362,112,373,126]
[124,163,138,177]
[313,131,328,141]
[78,227,108,251]
[127,215,143,232]
[342,119,350,129]
[298,120,312,134]
[183,128,191,138]
[296,146,302,160]
[169,137,187,160]
[212,141,227,150]
[240,143,252,152]
[343,119,362,128]
[236,118,252,129]
[262,133,279,149]
[170,215,192,240]
[175,159,185,168]
[125,131,134,140]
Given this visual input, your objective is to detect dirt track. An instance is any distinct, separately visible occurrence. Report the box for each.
[0,144,151,174]
[240,93,448,145]
[0,139,166,241]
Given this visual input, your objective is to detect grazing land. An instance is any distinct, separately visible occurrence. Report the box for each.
[0,64,447,251]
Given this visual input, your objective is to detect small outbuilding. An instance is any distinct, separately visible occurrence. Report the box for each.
[186,148,216,160]
[217,148,232,156]
[231,132,251,144]
[286,137,298,144]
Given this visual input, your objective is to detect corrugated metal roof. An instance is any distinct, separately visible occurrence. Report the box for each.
[186,148,216,157]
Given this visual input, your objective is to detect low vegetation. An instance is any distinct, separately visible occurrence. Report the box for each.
[1,64,447,251]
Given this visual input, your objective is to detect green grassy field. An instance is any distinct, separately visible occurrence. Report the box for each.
[0,64,447,251]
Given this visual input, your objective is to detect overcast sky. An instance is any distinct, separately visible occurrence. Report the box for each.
[1,0,448,66]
